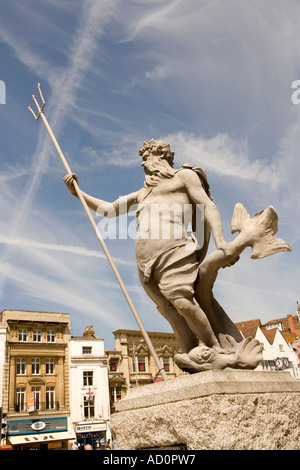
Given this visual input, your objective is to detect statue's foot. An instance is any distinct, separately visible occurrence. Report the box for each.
[174,338,263,373]
[174,350,213,373]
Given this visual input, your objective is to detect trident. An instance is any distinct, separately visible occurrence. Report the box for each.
[29,83,168,381]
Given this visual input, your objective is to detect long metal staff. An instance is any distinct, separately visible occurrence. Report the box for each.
[29,83,167,381]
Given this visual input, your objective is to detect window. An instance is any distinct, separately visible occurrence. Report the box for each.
[19,329,28,342]
[83,371,93,387]
[16,388,26,411]
[32,387,41,410]
[138,356,146,371]
[47,330,56,342]
[16,358,26,375]
[110,359,118,371]
[279,344,284,352]
[82,346,92,355]
[83,396,95,419]
[32,358,40,375]
[132,355,146,372]
[110,386,122,403]
[266,322,283,331]
[46,358,55,375]
[33,329,42,342]
[46,387,55,410]
[163,356,170,372]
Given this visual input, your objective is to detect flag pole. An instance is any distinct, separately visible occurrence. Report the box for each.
[29,83,167,381]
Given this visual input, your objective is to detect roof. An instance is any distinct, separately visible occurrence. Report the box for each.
[112,328,177,338]
[235,313,300,345]
[264,315,300,335]
[235,319,261,338]
[260,327,277,345]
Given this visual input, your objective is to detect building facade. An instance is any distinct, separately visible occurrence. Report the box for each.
[0,309,73,450]
[236,303,300,378]
[105,329,184,412]
[0,321,6,411]
[69,325,111,450]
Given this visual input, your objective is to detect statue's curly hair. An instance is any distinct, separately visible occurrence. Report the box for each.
[139,139,175,167]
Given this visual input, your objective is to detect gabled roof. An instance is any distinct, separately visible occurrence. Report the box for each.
[235,318,261,339]
[235,313,300,348]
[260,327,277,345]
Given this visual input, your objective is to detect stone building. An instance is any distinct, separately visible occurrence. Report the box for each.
[0,321,6,412]
[105,329,183,413]
[69,325,111,450]
[0,309,73,450]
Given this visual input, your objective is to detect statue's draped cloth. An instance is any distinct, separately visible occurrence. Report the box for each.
[137,236,201,300]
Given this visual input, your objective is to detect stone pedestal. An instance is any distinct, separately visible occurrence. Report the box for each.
[111,370,300,450]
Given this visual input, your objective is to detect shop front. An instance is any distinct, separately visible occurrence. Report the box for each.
[6,416,73,450]
[75,421,107,450]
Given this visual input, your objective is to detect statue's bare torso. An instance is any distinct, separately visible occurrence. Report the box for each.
[135,171,194,262]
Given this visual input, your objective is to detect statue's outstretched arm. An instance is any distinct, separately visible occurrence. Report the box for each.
[63,173,138,217]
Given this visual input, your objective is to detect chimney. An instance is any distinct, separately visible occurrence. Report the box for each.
[83,325,95,337]
[287,314,296,334]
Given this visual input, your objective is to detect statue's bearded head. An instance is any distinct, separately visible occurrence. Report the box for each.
[139,139,175,187]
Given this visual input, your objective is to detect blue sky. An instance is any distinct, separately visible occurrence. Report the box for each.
[0,0,299,349]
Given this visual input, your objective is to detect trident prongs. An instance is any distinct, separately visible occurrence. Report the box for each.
[28,82,45,120]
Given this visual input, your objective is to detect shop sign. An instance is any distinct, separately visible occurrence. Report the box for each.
[31,421,46,431]
[7,417,68,436]
[75,422,106,433]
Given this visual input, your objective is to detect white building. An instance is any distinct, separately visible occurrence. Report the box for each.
[69,326,111,450]
[255,326,300,378]
[236,310,300,379]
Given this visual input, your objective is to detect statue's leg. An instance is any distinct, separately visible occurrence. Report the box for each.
[195,264,243,349]
[170,296,220,349]
[194,231,252,349]
[138,269,198,353]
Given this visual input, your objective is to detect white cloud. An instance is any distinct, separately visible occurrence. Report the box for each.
[162,131,280,186]
[0,234,133,267]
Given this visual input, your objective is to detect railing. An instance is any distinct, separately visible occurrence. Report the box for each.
[14,401,60,412]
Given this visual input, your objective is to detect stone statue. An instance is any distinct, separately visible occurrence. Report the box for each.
[64,139,291,372]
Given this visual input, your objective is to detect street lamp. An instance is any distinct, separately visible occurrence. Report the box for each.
[133,340,144,387]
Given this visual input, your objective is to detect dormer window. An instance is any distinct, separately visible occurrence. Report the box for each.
[265,322,282,331]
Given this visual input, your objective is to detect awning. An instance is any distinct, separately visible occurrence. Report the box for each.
[8,431,74,445]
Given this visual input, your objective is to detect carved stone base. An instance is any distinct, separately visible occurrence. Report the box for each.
[111,370,300,450]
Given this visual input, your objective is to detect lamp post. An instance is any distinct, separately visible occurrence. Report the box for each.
[132,340,144,387]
